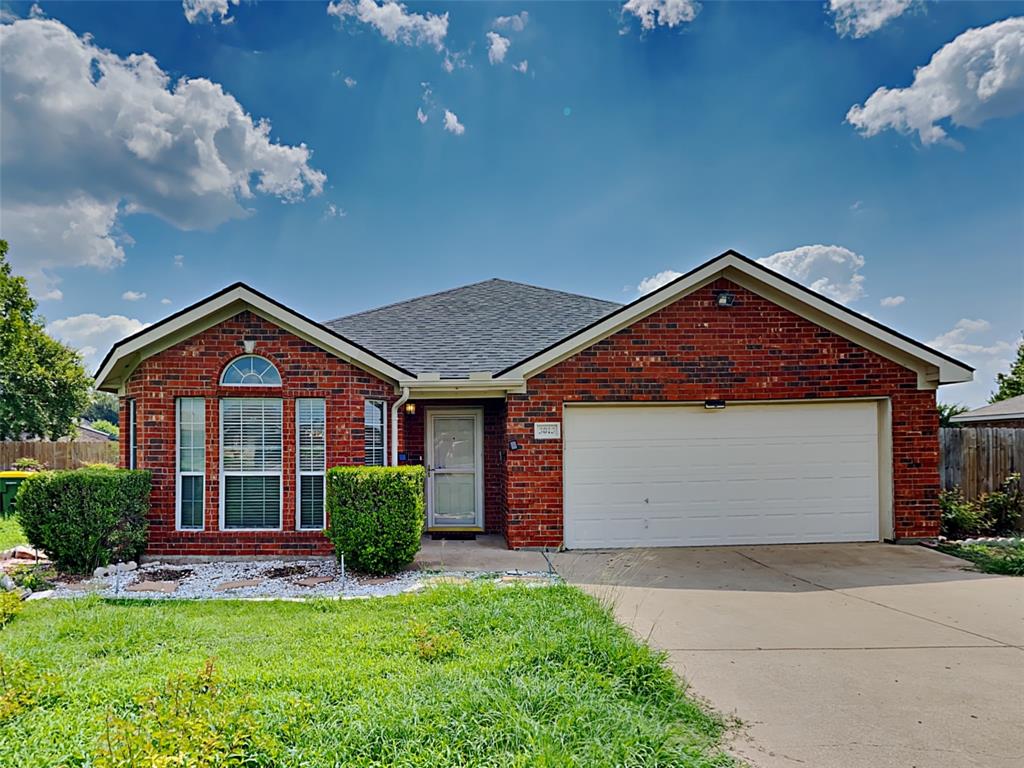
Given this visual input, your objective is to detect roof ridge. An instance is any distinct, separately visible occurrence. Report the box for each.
[325,277,620,324]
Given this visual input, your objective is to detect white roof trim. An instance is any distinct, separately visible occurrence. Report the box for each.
[94,284,411,392]
[499,252,974,386]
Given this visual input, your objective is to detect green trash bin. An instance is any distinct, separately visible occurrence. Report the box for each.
[0,471,32,518]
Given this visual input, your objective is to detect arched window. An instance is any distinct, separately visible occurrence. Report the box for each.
[220,355,282,386]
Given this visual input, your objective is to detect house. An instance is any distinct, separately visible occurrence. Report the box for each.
[949,394,1024,428]
[94,251,973,558]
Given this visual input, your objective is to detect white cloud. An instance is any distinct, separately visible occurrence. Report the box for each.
[621,0,701,31]
[443,109,465,136]
[847,17,1024,147]
[487,31,510,65]
[513,60,529,74]
[0,18,325,296]
[637,269,683,295]
[173,254,185,268]
[161,297,172,305]
[880,295,905,307]
[183,0,239,24]
[493,11,528,32]
[416,107,429,124]
[327,0,448,50]
[927,318,1013,358]
[323,202,347,219]
[47,313,148,373]
[121,290,146,301]
[828,0,916,39]
[29,3,44,18]
[343,75,357,88]
[39,287,63,301]
[758,244,867,305]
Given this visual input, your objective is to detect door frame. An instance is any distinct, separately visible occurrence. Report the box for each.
[425,406,485,530]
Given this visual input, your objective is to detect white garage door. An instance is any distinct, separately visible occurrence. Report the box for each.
[563,401,881,548]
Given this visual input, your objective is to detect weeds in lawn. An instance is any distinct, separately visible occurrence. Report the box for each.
[939,541,1024,576]
[0,656,60,722]
[0,591,21,628]
[410,620,463,662]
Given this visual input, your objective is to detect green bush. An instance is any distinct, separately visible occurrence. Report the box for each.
[11,457,45,472]
[15,469,150,574]
[325,466,425,575]
[939,487,989,539]
[979,473,1023,534]
[0,591,21,629]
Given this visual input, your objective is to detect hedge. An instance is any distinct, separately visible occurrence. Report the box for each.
[325,466,425,575]
[16,468,151,574]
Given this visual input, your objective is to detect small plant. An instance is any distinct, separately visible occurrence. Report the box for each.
[0,655,60,721]
[93,659,278,767]
[410,620,463,662]
[9,564,54,592]
[11,457,45,472]
[939,487,989,539]
[325,466,425,575]
[15,468,150,574]
[0,591,21,629]
[979,473,1023,535]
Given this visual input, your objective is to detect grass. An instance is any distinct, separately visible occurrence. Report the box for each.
[0,584,736,767]
[0,517,27,551]
[938,540,1024,576]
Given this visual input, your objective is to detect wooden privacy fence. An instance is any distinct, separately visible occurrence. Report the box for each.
[940,427,1024,498]
[0,441,118,470]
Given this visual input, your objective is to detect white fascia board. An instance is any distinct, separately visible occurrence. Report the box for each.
[950,412,1024,423]
[95,285,409,391]
[501,254,973,386]
[400,378,526,398]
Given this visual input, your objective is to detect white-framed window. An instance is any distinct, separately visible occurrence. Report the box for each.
[176,398,205,530]
[220,398,283,530]
[296,398,326,530]
[364,399,387,466]
[220,355,282,386]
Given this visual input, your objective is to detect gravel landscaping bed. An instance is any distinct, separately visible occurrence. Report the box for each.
[44,559,558,600]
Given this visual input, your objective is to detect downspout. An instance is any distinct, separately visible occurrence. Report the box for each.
[390,386,410,466]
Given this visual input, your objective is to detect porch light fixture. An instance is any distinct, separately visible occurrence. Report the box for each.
[704,399,727,410]
[404,402,416,416]
[715,291,735,308]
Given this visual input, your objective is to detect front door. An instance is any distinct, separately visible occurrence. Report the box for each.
[426,408,484,529]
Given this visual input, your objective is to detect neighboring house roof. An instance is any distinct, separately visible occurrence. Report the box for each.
[324,279,621,379]
[950,394,1024,423]
[497,251,974,386]
[94,283,414,393]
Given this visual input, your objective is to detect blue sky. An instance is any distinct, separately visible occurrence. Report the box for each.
[1,1,1022,406]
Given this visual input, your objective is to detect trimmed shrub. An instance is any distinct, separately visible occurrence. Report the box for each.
[15,469,150,574]
[979,473,1023,534]
[325,466,425,575]
[939,487,989,539]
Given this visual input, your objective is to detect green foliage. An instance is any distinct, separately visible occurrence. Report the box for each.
[325,465,425,575]
[0,592,21,630]
[11,457,45,471]
[410,620,463,662]
[939,540,1024,576]
[15,468,150,573]
[937,402,969,427]
[89,419,119,437]
[0,240,92,440]
[9,564,54,592]
[94,660,281,768]
[0,586,735,767]
[939,487,989,539]
[979,472,1023,534]
[990,336,1024,403]
[0,655,61,722]
[83,390,119,426]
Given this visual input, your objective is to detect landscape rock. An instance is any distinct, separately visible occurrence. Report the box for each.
[93,566,108,579]
[25,589,54,601]
[0,574,15,591]
[214,578,265,591]
[125,561,138,571]
[125,580,179,594]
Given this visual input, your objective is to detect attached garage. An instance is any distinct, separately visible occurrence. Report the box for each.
[563,401,886,549]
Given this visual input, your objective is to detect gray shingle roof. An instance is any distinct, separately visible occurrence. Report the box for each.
[324,279,622,378]
[950,394,1024,422]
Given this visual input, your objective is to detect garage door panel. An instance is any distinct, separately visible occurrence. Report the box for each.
[564,402,881,548]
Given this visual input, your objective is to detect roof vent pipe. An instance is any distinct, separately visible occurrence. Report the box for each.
[390,386,410,466]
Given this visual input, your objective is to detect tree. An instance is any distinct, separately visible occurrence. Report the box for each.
[83,389,119,425]
[991,336,1024,403]
[89,419,119,437]
[938,402,969,427]
[0,240,91,439]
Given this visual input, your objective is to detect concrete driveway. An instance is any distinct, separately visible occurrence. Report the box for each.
[551,544,1024,768]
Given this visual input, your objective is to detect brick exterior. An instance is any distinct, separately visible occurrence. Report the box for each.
[503,278,939,549]
[121,311,395,557]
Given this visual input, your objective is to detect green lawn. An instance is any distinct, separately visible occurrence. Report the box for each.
[0,517,27,551]
[0,585,735,767]
[938,540,1024,576]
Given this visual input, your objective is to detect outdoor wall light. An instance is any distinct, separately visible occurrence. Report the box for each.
[715,291,735,308]
[404,402,417,415]
[704,399,727,409]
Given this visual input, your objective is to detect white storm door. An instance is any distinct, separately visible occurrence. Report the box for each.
[426,409,484,529]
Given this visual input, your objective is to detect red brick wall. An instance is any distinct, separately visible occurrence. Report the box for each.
[122,311,395,557]
[399,400,507,534]
[504,278,939,548]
